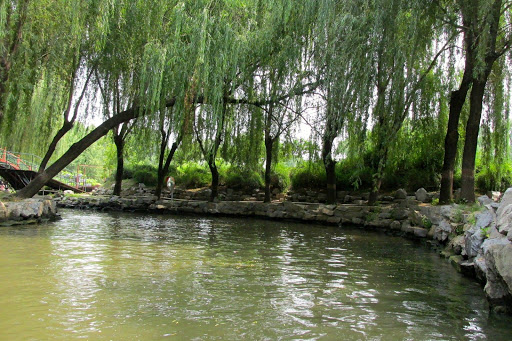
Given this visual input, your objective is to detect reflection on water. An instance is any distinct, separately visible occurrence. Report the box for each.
[0,209,511,340]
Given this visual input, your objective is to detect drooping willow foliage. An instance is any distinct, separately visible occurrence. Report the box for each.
[1,0,512,201]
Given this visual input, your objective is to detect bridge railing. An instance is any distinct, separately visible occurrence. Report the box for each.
[0,148,79,188]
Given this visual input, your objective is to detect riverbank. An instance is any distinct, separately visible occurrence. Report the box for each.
[57,189,512,314]
[0,197,58,225]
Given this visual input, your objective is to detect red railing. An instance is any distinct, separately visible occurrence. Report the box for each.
[0,148,33,171]
[0,147,96,189]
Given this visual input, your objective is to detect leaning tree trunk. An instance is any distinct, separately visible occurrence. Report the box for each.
[209,160,219,202]
[460,78,487,202]
[264,137,273,203]
[14,107,138,198]
[38,121,74,172]
[112,135,124,196]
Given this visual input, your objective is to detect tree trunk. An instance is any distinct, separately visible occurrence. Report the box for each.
[325,160,336,204]
[38,121,73,172]
[368,144,388,206]
[209,160,219,202]
[439,53,474,203]
[264,137,273,203]
[460,78,487,202]
[113,135,124,196]
[439,85,471,203]
[14,107,138,198]
[155,139,181,199]
[322,132,336,204]
[368,177,382,206]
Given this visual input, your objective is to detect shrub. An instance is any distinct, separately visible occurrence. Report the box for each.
[475,162,512,192]
[176,162,211,188]
[223,167,264,190]
[290,161,326,190]
[271,163,291,191]
[132,164,158,186]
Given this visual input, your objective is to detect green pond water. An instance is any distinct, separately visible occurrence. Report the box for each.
[0,210,511,340]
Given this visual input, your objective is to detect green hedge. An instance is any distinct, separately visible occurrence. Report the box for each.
[176,162,211,188]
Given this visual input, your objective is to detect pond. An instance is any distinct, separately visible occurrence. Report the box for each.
[0,210,510,340]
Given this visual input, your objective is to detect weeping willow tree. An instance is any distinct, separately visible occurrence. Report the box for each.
[313,0,373,204]
[440,0,512,203]
[0,0,81,150]
[477,58,511,192]
[366,0,448,205]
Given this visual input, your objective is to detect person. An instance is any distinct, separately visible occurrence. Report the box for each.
[166,176,175,202]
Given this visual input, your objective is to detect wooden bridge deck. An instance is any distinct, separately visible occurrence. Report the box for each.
[0,167,85,193]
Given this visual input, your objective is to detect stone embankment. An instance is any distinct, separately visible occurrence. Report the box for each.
[0,197,58,225]
[57,187,512,314]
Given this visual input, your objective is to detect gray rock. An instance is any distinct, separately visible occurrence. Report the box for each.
[412,227,428,238]
[395,188,407,200]
[465,228,484,258]
[481,237,510,255]
[434,220,452,242]
[465,210,494,258]
[496,203,512,236]
[497,188,512,213]
[415,188,429,203]
[484,243,512,313]
[390,220,401,230]
[477,195,493,206]
[391,208,409,220]
[475,210,494,229]
[474,255,488,284]
[450,235,465,255]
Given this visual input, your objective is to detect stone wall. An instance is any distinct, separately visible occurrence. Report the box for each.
[0,198,58,225]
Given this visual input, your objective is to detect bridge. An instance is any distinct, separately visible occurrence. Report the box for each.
[0,148,85,193]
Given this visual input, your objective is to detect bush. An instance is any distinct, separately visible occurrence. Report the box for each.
[290,162,326,190]
[176,162,211,188]
[132,164,158,187]
[271,163,291,191]
[336,161,373,191]
[476,162,512,192]
[223,166,264,190]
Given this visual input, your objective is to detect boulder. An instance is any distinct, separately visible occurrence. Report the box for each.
[395,188,407,200]
[496,203,512,236]
[484,243,512,313]
[415,188,429,203]
[433,220,452,242]
[450,235,465,255]
[391,208,409,220]
[390,220,401,230]
[465,227,485,258]
[481,237,510,256]
[477,195,493,206]
[474,255,488,284]
[465,210,494,258]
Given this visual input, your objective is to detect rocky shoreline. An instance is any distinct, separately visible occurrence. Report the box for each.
[2,187,511,314]
[0,197,58,225]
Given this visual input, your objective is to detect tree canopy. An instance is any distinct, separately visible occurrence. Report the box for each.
[1,0,511,202]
